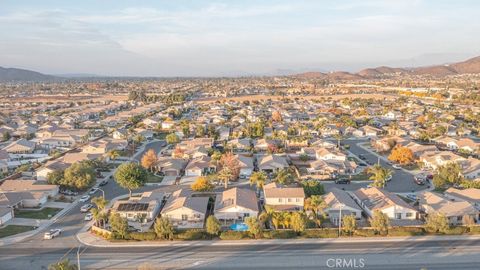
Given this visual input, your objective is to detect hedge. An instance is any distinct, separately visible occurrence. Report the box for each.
[353,228,377,237]
[263,230,297,239]
[302,229,339,238]
[387,227,425,236]
[219,231,250,240]
[128,232,157,241]
[444,226,468,235]
[175,229,210,240]
[469,226,480,234]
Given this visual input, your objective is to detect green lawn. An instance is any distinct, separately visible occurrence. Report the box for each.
[146,173,164,183]
[340,173,370,181]
[14,207,62,219]
[0,225,36,238]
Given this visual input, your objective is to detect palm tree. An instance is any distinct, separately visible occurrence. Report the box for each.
[367,164,392,188]
[305,195,327,227]
[217,167,233,189]
[274,168,294,185]
[250,171,267,192]
[90,208,101,227]
[91,196,109,227]
[107,150,120,161]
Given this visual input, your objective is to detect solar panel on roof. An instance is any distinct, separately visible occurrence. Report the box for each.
[117,203,149,212]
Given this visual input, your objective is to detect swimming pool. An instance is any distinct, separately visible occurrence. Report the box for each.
[229,223,248,231]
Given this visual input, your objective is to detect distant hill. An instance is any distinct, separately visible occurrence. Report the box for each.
[0,67,56,82]
[294,55,480,80]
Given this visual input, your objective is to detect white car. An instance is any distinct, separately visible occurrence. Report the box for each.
[88,188,99,195]
[80,203,93,213]
[392,164,402,169]
[386,175,393,182]
[79,195,90,202]
[84,212,93,221]
[44,228,62,240]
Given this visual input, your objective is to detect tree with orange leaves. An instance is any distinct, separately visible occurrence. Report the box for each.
[141,149,158,172]
[218,152,240,180]
[388,145,415,165]
[272,111,283,122]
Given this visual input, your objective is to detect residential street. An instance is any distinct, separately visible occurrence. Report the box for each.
[323,139,430,193]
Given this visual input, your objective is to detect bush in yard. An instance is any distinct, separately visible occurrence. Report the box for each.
[245,216,263,239]
[444,226,468,235]
[129,232,157,241]
[206,216,221,236]
[370,210,390,235]
[469,226,480,234]
[425,213,449,234]
[109,212,128,239]
[342,215,357,236]
[154,217,174,240]
[219,231,250,240]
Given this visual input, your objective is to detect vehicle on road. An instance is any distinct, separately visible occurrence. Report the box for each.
[80,203,94,213]
[406,193,417,201]
[89,188,99,195]
[84,212,93,221]
[414,174,426,185]
[79,195,90,202]
[358,154,366,160]
[44,228,62,240]
[386,175,393,182]
[99,180,108,186]
[392,164,402,169]
[334,178,351,184]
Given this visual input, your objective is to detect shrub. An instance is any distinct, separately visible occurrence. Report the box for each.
[219,231,250,240]
[175,229,210,240]
[388,227,425,236]
[262,230,297,239]
[469,226,480,234]
[129,232,157,241]
[302,229,338,238]
[444,226,467,235]
[353,228,377,237]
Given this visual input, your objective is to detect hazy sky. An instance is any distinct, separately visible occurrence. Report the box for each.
[1,0,480,76]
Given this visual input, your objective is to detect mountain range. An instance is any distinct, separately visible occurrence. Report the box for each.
[294,55,480,80]
[1,55,480,82]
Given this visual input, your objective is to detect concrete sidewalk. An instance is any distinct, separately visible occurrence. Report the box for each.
[76,230,480,248]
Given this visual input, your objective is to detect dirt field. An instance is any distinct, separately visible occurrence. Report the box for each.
[195,93,398,104]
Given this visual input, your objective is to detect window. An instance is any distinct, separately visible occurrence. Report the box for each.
[406,213,413,218]
[278,198,283,203]
[296,198,300,202]
[457,216,462,221]
[288,198,292,203]
[181,214,188,221]
[395,213,402,219]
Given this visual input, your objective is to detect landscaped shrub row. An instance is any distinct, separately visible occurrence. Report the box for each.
[96,225,480,241]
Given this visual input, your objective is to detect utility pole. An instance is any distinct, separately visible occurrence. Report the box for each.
[77,245,81,270]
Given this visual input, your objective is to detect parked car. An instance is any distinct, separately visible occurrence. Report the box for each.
[335,178,351,184]
[406,193,417,201]
[358,154,366,160]
[414,174,426,185]
[392,164,402,169]
[80,204,94,213]
[386,175,393,182]
[79,195,90,202]
[99,180,108,186]
[84,212,93,221]
[44,228,62,240]
[88,188,99,195]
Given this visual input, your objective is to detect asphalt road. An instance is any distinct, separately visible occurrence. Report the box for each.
[2,238,480,269]
[323,139,429,193]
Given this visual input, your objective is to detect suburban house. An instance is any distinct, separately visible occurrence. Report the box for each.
[445,188,480,214]
[419,151,466,170]
[236,155,254,178]
[161,189,209,228]
[36,160,70,181]
[315,147,347,161]
[227,138,251,152]
[0,179,59,208]
[154,157,187,176]
[257,154,289,173]
[112,191,164,222]
[263,182,305,211]
[417,191,478,225]
[2,139,36,154]
[214,187,259,224]
[351,187,418,220]
[323,188,363,225]
[184,156,216,176]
